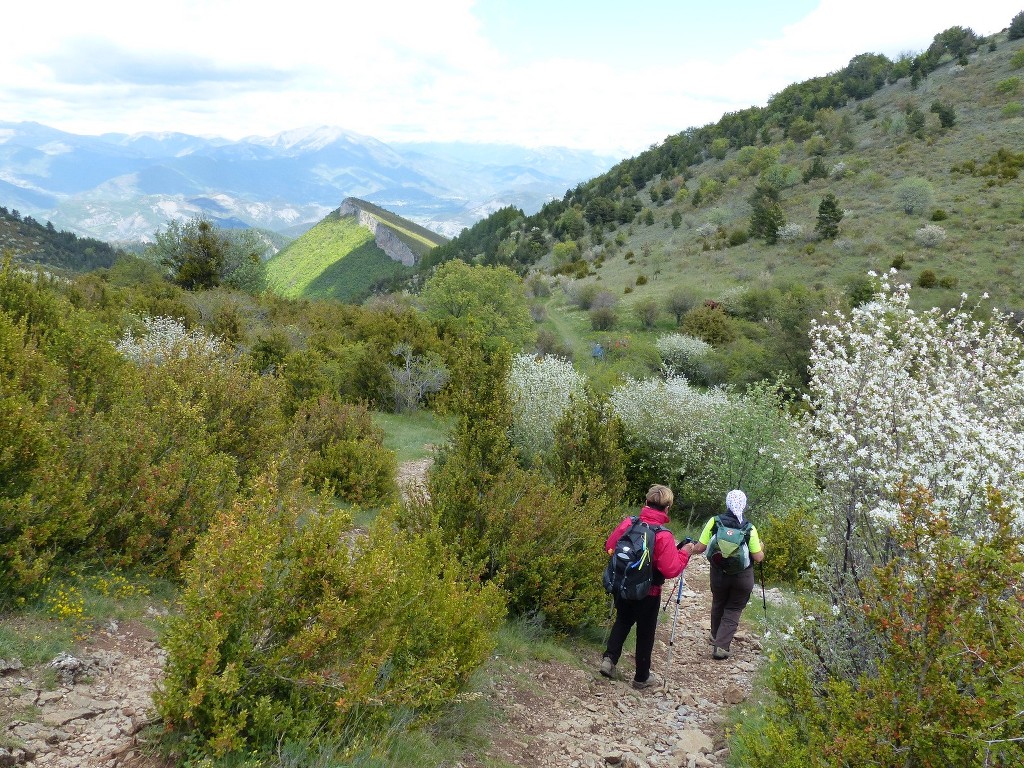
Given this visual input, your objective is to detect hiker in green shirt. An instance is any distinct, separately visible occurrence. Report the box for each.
[690,489,764,660]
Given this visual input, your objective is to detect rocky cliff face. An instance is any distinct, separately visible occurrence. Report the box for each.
[339,199,418,266]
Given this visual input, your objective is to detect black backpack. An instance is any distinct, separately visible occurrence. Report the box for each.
[603,517,664,600]
[706,515,753,574]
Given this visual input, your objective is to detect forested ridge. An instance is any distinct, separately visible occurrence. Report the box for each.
[0,206,126,271]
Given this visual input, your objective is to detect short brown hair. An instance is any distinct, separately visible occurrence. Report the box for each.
[645,484,674,511]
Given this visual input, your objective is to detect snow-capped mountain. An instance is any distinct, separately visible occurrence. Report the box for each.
[0,121,618,242]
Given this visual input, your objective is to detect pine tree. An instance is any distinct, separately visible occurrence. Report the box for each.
[748,184,785,245]
[815,193,843,240]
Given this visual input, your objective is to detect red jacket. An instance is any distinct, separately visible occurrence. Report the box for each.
[605,506,689,597]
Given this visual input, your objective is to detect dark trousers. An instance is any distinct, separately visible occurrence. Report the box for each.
[709,565,755,650]
[604,593,661,682]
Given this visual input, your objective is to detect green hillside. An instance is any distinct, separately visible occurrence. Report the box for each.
[267,210,402,302]
[267,202,446,303]
[0,206,126,271]
[424,24,1024,316]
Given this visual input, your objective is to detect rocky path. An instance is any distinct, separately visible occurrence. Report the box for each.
[472,556,764,768]
[1,619,167,767]
[1,458,767,767]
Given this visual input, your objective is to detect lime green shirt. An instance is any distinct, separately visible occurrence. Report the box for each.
[698,517,762,553]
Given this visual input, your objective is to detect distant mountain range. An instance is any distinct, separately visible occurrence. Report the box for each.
[0,122,618,243]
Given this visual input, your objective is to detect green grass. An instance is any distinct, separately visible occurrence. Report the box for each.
[267,212,412,302]
[0,568,176,668]
[0,617,75,666]
[493,615,581,666]
[372,409,452,463]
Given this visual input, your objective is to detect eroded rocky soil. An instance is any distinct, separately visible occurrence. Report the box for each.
[468,556,765,768]
[1,618,166,767]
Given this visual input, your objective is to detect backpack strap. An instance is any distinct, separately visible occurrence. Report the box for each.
[713,514,752,541]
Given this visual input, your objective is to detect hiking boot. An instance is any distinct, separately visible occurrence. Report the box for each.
[712,646,730,660]
[631,673,658,690]
[599,657,616,678]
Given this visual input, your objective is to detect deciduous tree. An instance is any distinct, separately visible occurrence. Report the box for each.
[420,260,534,351]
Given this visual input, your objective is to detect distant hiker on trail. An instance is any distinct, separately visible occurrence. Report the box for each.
[601,484,693,689]
[690,489,764,660]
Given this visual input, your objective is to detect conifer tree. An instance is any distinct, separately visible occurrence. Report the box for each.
[748,184,785,245]
[815,193,843,240]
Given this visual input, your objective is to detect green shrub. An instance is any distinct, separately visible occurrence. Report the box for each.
[728,228,749,246]
[0,267,262,594]
[635,274,649,286]
[548,398,627,509]
[288,397,397,505]
[158,472,504,759]
[1002,102,1023,118]
[680,303,738,345]
[758,506,819,583]
[997,77,1022,95]
[485,472,612,632]
[938,275,958,289]
[419,353,611,633]
[633,297,659,329]
[535,329,573,359]
[590,306,618,330]
[930,208,948,221]
[249,329,291,373]
[890,254,907,270]
[917,269,938,288]
[894,177,935,215]
[1010,49,1024,69]
[802,156,829,183]
[0,311,71,598]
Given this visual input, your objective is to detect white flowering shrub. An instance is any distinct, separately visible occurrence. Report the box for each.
[741,277,1024,763]
[777,223,806,244]
[609,377,722,492]
[656,333,712,380]
[914,223,947,247]
[610,378,813,515]
[829,161,847,179]
[115,316,223,364]
[506,353,587,464]
[696,222,718,238]
[803,274,1024,562]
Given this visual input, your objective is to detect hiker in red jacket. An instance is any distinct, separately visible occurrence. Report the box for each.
[600,484,693,689]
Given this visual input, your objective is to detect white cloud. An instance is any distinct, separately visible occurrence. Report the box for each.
[0,0,1020,154]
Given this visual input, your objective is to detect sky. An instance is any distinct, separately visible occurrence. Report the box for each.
[1,0,1020,157]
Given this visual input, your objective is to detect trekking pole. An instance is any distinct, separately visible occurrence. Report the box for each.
[661,579,677,612]
[665,575,685,668]
[759,560,769,634]
[602,593,615,648]
[663,537,692,612]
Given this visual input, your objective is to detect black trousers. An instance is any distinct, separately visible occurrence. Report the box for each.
[709,565,755,650]
[604,593,661,682]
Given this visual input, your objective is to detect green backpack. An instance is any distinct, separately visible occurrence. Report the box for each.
[706,515,753,574]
